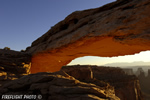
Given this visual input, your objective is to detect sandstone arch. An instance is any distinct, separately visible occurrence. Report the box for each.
[26,0,150,73]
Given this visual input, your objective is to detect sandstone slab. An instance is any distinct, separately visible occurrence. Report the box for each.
[0,71,120,100]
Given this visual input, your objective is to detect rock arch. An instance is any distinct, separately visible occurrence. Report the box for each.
[26,0,150,73]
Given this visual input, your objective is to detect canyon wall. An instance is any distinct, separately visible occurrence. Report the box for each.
[121,67,150,100]
[138,69,150,100]
[61,65,143,100]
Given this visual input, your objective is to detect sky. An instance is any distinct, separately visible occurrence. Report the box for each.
[1,0,150,65]
[68,51,150,66]
[0,0,116,51]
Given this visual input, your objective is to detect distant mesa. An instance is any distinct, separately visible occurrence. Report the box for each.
[104,61,150,67]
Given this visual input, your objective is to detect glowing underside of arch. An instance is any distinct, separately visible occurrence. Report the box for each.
[31,37,150,73]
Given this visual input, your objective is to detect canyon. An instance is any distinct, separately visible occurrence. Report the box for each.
[0,59,143,100]
[0,49,145,99]
[1,0,150,99]
[122,67,150,100]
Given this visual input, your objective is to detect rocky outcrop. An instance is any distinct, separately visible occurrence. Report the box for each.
[0,49,31,87]
[121,67,150,100]
[0,65,144,100]
[25,0,150,73]
[137,69,150,100]
[0,0,147,99]
[0,72,120,100]
[61,65,143,100]
[122,68,134,75]
[136,68,145,76]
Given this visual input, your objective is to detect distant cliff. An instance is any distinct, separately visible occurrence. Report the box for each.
[122,67,150,100]
[138,69,150,100]
[62,65,143,100]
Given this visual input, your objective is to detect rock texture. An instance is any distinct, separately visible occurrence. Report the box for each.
[0,71,120,100]
[61,65,143,100]
[26,0,150,73]
[0,65,144,100]
[0,49,31,87]
[121,67,150,100]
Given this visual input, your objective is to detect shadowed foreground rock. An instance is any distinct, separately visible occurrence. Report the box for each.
[0,72,119,100]
[0,49,31,87]
[25,0,150,73]
[0,66,143,100]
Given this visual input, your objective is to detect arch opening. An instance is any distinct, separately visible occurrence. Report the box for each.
[31,45,150,74]
[68,51,150,66]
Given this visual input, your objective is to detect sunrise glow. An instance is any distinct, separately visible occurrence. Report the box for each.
[68,51,150,66]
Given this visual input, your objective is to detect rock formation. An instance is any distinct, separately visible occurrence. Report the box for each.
[121,67,150,100]
[61,65,143,100]
[136,68,145,76]
[0,49,31,87]
[0,65,144,100]
[25,0,150,73]
[148,69,150,78]
[137,68,150,100]
[0,70,120,100]
[122,68,134,75]
[0,0,148,99]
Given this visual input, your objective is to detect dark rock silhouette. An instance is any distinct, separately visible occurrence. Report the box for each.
[0,69,119,100]
[0,65,144,100]
[137,68,150,100]
[121,67,150,100]
[148,69,150,77]
[0,49,31,87]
